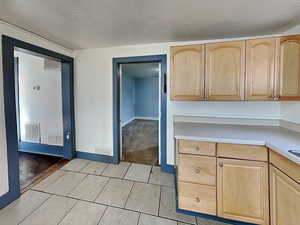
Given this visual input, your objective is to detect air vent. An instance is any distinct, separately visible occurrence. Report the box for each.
[24,122,40,143]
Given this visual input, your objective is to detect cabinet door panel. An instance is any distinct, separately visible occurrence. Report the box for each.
[217,158,269,225]
[178,140,216,156]
[178,182,216,215]
[178,154,216,186]
[171,45,205,100]
[270,165,300,225]
[205,41,245,100]
[275,36,300,99]
[246,38,276,100]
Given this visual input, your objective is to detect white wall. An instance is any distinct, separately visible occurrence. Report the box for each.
[0,21,73,197]
[15,51,63,146]
[75,34,285,164]
[280,102,300,124]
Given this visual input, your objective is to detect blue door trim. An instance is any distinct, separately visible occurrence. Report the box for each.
[1,35,75,208]
[18,142,64,157]
[112,55,169,170]
[76,151,115,164]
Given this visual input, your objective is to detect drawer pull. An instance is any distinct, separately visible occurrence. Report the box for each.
[219,162,223,167]
[195,147,200,151]
[195,168,201,174]
[195,197,201,203]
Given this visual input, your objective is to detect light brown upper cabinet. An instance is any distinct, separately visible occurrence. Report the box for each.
[217,158,269,225]
[205,41,245,100]
[170,45,205,100]
[275,35,300,100]
[245,38,276,100]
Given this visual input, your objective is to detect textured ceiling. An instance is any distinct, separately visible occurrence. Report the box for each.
[122,63,159,78]
[1,0,300,49]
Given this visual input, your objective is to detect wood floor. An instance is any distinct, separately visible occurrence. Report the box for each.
[19,152,64,190]
[122,119,159,165]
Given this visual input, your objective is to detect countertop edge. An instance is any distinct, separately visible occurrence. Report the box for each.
[174,135,300,165]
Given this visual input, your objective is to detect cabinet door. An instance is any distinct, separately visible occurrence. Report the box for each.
[275,35,300,100]
[270,165,300,225]
[205,41,245,100]
[171,45,205,100]
[246,38,276,100]
[217,158,269,225]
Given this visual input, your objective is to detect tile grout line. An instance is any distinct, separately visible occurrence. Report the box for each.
[56,199,78,225]
[32,169,67,192]
[64,173,88,197]
[17,193,52,225]
[79,160,94,173]
[96,205,109,225]
[146,165,153,184]
[123,181,136,209]
[122,163,132,179]
[28,189,196,225]
[98,163,110,176]
[93,177,111,202]
[158,185,162,218]
[136,212,142,225]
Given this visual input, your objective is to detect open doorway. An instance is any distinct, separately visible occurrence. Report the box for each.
[14,49,66,190]
[113,55,168,171]
[1,35,75,208]
[121,63,160,165]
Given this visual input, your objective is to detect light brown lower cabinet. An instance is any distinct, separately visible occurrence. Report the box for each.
[178,182,216,215]
[217,158,269,225]
[270,165,300,225]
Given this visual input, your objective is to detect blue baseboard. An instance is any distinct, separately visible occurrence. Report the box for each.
[161,164,175,174]
[176,208,257,225]
[18,142,63,157]
[0,189,20,209]
[76,151,117,164]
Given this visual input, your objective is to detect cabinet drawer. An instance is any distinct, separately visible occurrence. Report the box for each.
[178,182,216,215]
[217,143,268,161]
[178,140,216,156]
[270,150,300,183]
[178,154,216,186]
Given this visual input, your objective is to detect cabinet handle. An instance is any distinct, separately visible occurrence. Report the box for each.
[195,147,200,151]
[219,162,223,167]
[195,197,200,203]
[195,167,201,174]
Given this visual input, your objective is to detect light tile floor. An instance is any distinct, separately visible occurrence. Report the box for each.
[0,159,232,225]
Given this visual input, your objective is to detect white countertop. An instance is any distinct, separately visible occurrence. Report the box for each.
[174,122,300,165]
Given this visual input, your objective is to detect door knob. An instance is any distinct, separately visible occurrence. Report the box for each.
[195,167,201,174]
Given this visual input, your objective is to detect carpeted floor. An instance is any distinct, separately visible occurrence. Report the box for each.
[19,152,62,190]
[122,119,159,165]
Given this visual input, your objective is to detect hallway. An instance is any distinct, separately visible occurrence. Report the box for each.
[122,119,159,165]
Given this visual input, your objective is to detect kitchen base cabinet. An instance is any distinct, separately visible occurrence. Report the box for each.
[217,158,269,225]
[178,182,216,216]
[270,165,300,225]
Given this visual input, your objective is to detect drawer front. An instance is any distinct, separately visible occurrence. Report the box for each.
[178,140,216,156]
[270,150,300,183]
[178,154,216,186]
[217,143,268,161]
[178,182,217,215]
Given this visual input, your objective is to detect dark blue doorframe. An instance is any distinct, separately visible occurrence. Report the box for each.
[113,55,173,173]
[0,35,75,208]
